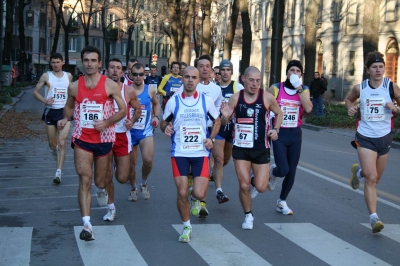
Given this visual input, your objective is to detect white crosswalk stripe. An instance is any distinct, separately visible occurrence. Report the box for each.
[2,223,399,265]
[265,223,390,266]
[172,224,271,266]
[74,225,147,266]
[0,227,33,266]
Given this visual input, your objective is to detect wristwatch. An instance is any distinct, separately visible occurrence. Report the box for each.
[297,88,304,94]
[273,128,280,133]
[211,138,216,143]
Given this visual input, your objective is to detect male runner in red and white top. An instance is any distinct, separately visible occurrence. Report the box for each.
[58,45,126,241]
[123,57,138,86]
[100,58,142,222]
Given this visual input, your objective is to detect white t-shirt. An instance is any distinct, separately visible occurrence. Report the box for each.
[163,91,219,157]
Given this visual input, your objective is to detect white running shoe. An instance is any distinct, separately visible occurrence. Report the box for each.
[242,213,254,230]
[53,170,61,184]
[140,183,150,200]
[128,188,138,201]
[276,199,293,215]
[103,208,116,221]
[268,164,277,191]
[96,189,108,207]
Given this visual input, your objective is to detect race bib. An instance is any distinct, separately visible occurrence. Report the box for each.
[234,124,254,148]
[114,105,125,128]
[149,84,157,91]
[281,99,300,127]
[180,126,203,151]
[170,87,180,94]
[133,105,147,130]
[52,87,68,105]
[364,98,385,121]
[80,103,103,128]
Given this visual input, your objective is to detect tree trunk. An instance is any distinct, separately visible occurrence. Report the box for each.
[363,0,382,79]
[101,7,111,68]
[201,0,212,55]
[50,1,63,55]
[167,0,180,64]
[180,0,195,64]
[223,0,240,60]
[63,29,70,69]
[18,0,27,80]
[304,0,321,86]
[4,0,14,64]
[240,0,251,75]
[269,0,285,85]
[126,26,134,63]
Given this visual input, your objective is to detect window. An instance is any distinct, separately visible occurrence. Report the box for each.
[40,38,46,54]
[108,13,116,28]
[385,0,398,21]
[122,42,127,55]
[139,41,143,56]
[317,0,323,23]
[265,1,272,30]
[92,13,100,29]
[347,0,358,25]
[110,42,116,55]
[26,37,33,51]
[39,13,47,28]
[330,42,339,74]
[146,42,150,55]
[69,38,77,52]
[331,0,342,21]
[349,51,355,76]
[286,0,296,28]
[26,12,34,26]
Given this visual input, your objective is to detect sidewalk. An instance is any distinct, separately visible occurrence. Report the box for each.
[0,86,32,120]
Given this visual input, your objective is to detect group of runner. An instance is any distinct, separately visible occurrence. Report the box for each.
[33,47,400,243]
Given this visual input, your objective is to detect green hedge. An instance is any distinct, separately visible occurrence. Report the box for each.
[0,102,3,110]
[3,87,22,97]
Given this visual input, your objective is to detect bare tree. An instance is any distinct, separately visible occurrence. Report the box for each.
[18,0,28,79]
[223,0,240,60]
[240,0,251,74]
[363,0,382,79]
[49,0,63,55]
[201,0,212,55]
[79,0,96,47]
[303,0,321,86]
[269,0,285,85]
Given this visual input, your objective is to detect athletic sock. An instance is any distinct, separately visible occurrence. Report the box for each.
[183,220,191,228]
[82,216,90,226]
[131,184,137,190]
[107,203,115,209]
[140,179,147,185]
[244,211,252,216]
[216,188,222,193]
[370,213,378,220]
[357,169,363,181]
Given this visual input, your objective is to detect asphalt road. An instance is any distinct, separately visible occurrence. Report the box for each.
[0,88,399,266]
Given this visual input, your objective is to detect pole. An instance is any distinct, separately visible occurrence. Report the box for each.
[0,1,4,91]
[271,0,280,85]
[136,26,139,57]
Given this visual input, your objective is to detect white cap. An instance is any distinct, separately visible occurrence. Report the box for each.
[145,67,150,71]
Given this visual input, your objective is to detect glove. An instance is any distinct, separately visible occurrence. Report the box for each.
[290,74,301,88]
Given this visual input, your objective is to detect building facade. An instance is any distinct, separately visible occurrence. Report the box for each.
[248,0,400,100]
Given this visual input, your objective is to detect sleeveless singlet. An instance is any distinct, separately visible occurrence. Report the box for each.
[123,74,134,86]
[72,75,115,143]
[130,85,152,134]
[233,89,270,149]
[45,71,69,109]
[114,84,129,133]
[218,81,242,137]
[274,82,304,128]
[357,77,394,138]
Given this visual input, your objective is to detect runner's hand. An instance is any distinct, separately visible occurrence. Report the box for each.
[348,105,358,116]
[125,118,133,130]
[152,117,159,128]
[204,138,213,149]
[164,122,174,136]
[46,98,54,105]
[57,118,68,130]
[93,119,107,132]
[289,74,301,89]
[267,130,278,141]
[385,102,397,112]
[220,101,234,119]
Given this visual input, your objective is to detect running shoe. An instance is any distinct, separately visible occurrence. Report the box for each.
[140,183,150,200]
[242,213,254,230]
[178,226,192,243]
[267,164,277,191]
[199,201,209,218]
[350,164,361,190]
[190,199,200,216]
[216,190,229,204]
[53,170,61,184]
[249,173,258,199]
[128,188,138,201]
[96,189,108,207]
[370,216,384,233]
[79,223,95,241]
[277,199,293,215]
[103,208,116,222]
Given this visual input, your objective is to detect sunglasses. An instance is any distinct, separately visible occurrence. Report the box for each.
[215,73,221,75]
[132,72,144,76]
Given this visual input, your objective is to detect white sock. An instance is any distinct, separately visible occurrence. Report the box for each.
[108,203,115,209]
[216,188,222,194]
[183,220,191,228]
[357,169,363,181]
[56,169,61,173]
[370,213,378,220]
[82,216,90,226]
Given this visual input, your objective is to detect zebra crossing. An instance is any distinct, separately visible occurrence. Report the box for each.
[1,222,399,266]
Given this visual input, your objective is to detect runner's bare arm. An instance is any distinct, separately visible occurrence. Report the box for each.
[104,79,126,127]
[67,72,73,83]
[32,73,50,104]
[298,88,313,113]
[150,87,161,127]
[345,84,360,116]
[266,92,283,130]
[58,82,77,129]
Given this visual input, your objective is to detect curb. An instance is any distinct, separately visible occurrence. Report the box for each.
[302,123,400,150]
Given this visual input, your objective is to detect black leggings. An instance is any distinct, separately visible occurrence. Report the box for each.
[272,127,302,201]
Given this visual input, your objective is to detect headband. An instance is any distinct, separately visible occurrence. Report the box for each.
[366,57,385,68]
